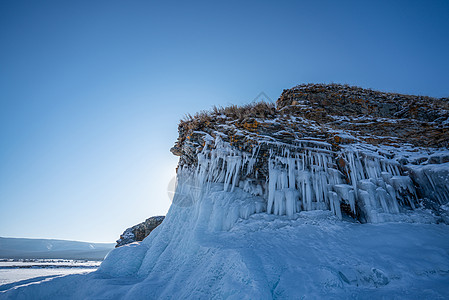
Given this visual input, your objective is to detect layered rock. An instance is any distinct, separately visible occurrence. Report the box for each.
[277,83,448,147]
[170,83,449,224]
[116,216,165,247]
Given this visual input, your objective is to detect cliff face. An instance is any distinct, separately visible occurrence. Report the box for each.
[170,83,449,224]
[116,216,165,247]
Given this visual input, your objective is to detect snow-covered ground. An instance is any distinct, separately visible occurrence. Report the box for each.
[1,183,448,299]
[0,260,100,292]
[0,237,112,296]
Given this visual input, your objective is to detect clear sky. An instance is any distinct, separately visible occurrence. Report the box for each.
[1,0,448,243]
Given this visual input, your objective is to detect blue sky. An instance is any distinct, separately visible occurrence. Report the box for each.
[1,0,448,242]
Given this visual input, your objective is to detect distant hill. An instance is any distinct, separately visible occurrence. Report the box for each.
[0,237,115,260]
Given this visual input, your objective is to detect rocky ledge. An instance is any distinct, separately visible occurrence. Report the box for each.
[116,216,165,247]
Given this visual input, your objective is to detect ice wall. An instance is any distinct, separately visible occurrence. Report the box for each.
[188,136,431,224]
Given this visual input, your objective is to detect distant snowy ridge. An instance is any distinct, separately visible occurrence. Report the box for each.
[0,237,114,260]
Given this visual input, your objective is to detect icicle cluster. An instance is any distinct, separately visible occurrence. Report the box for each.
[342,148,417,222]
[185,136,421,223]
[262,142,414,222]
[195,136,260,192]
[408,163,449,205]
[267,143,344,218]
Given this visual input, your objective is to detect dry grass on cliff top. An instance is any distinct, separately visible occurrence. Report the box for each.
[179,101,276,132]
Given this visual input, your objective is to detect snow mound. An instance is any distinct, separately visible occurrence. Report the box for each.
[2,177,449,299]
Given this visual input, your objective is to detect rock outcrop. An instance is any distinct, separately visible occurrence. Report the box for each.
[116,216,165,247]
[170,83,449,224]
[276,84,448,147]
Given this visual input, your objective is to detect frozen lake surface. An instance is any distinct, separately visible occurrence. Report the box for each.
[0,259,100,291]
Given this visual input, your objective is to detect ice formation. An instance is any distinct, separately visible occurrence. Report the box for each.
[176,134,440,227]
[408,162,449,205]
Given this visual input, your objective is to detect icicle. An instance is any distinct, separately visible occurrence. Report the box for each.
[288,157,296,189]
[285,189,299,216]
[267,160,277,214]
[334,184,356,214]
[224,155,242,192]
[328,191,342,219]
[274,190,285,215]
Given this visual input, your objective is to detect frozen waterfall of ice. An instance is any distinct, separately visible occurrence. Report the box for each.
[189,136,433,224]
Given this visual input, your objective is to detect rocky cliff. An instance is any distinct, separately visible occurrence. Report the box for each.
[116,216,165,247]
[170,83,449,224]
[5,84,449,299]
